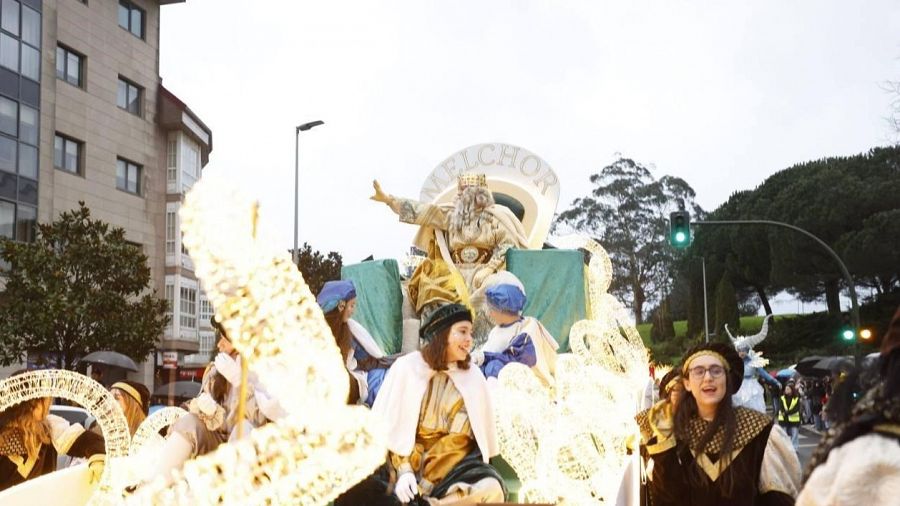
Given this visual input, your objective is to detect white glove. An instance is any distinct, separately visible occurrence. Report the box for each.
[196,392,219,416]
[394,472,418,503]
[214,352,242,385]
[45,414,72,440]
[470,349,485,366]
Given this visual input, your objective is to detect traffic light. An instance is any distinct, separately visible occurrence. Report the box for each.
[859,328,873,340]
[669,210,691,248]
[840,312,855,341]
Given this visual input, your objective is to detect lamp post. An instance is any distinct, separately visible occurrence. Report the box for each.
[292,120,325,266]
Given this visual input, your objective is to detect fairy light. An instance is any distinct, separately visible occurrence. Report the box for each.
[122,176,386,505]
[129,407,188,456]
[0,369,130,502]
[494,235,649,504]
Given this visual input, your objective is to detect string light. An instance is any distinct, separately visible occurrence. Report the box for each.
[494,235,649,504]
[129,407,188,456]
[123,176,386,504]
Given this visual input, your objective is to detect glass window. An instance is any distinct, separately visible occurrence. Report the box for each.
[15,203,35,242]
[116,157,141,194]
[0,171,12,199]
[165,211,176,254]
[20,44,38,81]
[164,282,174,328]
[56,46,83,87]
[16,177,35,204]
[0,33,18,72]
[180,286,196,329]
[17,142,35,178]
[20,5,37,47]
[0,199,13,238]
[0,135,14,173]
[118,1,144,39]
[18,104,36,145]
[117,77,141,115]
[55,46,64,79]
[54,134,81,175]
[1,0,19,37]
[0,97,16,137]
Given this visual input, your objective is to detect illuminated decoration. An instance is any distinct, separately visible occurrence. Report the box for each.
[0,369,131,500]
[494,235,649,504]
[129,407,188,455]
[124,176,386,505]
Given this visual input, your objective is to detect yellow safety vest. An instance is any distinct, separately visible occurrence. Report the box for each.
[779,396,800,423]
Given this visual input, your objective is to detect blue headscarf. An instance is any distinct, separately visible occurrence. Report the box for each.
[485,283,527,314]
[316,280,356,313]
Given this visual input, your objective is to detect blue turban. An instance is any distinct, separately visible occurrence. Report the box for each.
[485,283,527,314]
[317,280,356,313]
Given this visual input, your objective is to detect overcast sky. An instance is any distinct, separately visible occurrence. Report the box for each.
[159,0,900,268]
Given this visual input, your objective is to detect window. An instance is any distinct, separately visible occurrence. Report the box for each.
[199,298,213,323]
[20,44,37,80]
[0,97,16,137]
[180,286,196,330]
[0,199,12,238]
[18,104,36,145]
[116,76,141,115]
[165,210,176,255]
[54,134,82,175]
[116,158,141,195]
[164,282,174,329]
[181,139,199,192]
[20,6,38,48]
[0,33,17,72]
[166,137,177,183]
[118,1,144,39]
[0,136,14,173]
[15,203,34,242]
[56,46,82,87]
[1,0,18,36]
[18,143,35,178]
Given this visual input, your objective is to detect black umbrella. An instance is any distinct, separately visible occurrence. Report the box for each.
[79,351,139,372]
[153,381,201,399]
[794,355,827,377]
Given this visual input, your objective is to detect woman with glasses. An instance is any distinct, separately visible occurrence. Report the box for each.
[646,342,801,506]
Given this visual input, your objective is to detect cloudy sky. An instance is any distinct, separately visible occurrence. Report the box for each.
[160,0,900,267]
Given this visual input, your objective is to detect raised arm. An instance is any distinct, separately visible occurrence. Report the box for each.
[371,179,448,229]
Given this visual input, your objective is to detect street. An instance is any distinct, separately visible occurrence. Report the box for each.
[798,425,824,471]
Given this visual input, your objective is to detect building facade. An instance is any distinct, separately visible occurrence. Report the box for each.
[0,0,214,385]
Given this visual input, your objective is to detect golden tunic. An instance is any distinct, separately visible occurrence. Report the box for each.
[390,372,475,494]
[388,196,524,312]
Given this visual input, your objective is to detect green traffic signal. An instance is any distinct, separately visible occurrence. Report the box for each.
[669,211,691,248]
[841,328,855,341]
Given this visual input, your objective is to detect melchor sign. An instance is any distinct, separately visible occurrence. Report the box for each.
[419,142,560,250]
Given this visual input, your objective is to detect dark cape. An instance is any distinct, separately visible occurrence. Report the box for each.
[647,407,796,506]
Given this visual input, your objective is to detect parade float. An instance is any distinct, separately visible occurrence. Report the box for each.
[0,143,650,505]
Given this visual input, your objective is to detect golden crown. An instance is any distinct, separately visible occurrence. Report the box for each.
[457,172,488,191]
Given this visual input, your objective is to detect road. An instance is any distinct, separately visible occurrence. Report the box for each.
[798,424,824,471]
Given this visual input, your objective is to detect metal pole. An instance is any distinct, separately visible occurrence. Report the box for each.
[702,256,710,343]
[292,127,300,266]
[695,219,861,364]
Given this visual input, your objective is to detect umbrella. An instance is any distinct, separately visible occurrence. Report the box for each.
[794,356,826,377]
[79,351,138,372]
[153,381,201,399]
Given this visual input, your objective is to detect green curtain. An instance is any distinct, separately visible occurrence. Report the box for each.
[506,249,586,352]
[341,259,403,354]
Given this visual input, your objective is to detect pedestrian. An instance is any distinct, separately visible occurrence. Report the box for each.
[778,384,801,452]
[797,306,900,504]
[0,370,106,491]
[335,303,505,505]
[645,342,801,505]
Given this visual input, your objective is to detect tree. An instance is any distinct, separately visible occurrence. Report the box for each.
[0,203,168,369]
[554,157,703,324]
[714,273,740,340]
[291,242,343,296]
[650,297,676,342]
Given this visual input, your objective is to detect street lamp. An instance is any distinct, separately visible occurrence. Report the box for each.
[293,120,325,267]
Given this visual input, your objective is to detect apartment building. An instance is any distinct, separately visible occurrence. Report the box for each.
[0,0,214,384]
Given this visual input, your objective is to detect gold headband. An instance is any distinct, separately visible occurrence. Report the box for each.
[682,351,730,375]
[111,382,143,407]
[664,376,681,393]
